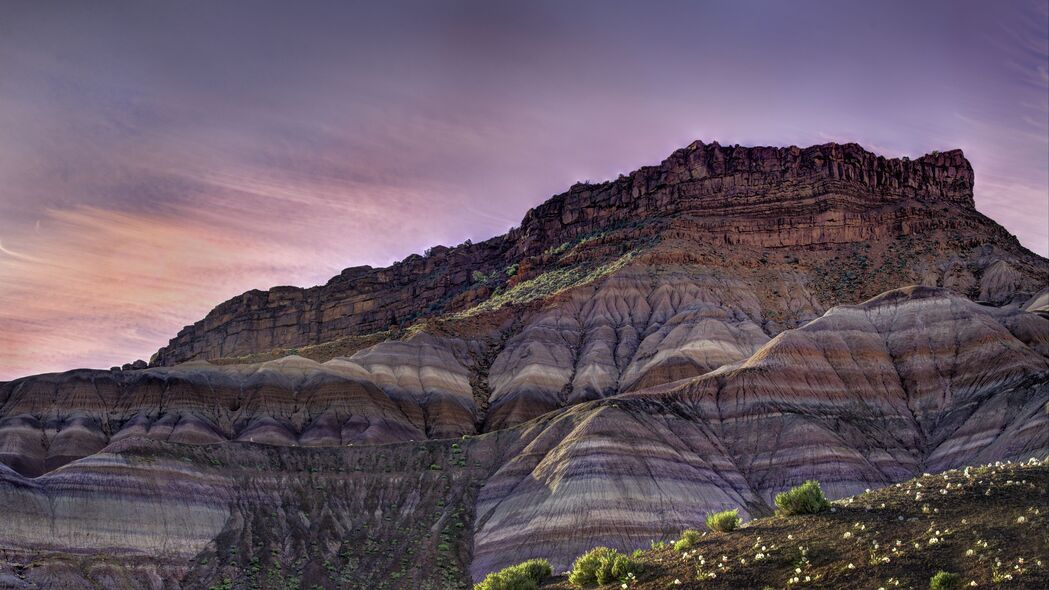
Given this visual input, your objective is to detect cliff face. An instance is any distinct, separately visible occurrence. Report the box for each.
[153,142,1030,367]
[1,140,1047,589]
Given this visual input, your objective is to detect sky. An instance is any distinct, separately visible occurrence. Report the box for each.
[0,0,1047,380]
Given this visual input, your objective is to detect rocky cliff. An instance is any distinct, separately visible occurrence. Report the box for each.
[151,141,1043,367]
[1,140,1047,589]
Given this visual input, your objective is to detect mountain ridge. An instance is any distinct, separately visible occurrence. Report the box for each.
[0,139,1046,589]
[151,140,1042,367]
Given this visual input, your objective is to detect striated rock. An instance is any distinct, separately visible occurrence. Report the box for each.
[0,288,1046,587]
[0,437,498,589]
[0,140,1047,588]
[151,141,1047,366]
[483,268,777,430]
[469,287,1049,575]
[0,335,482,477]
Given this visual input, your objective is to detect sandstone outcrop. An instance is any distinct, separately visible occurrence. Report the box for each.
[152,142,1047,366]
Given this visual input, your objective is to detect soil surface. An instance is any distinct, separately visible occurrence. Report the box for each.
[540,459,1049,590]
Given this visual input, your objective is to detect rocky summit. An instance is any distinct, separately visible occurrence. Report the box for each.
[0,141,1047,589]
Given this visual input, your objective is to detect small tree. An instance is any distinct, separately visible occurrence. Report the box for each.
[775,480,830,515]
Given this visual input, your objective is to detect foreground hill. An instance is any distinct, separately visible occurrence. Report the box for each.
[539,458,1049,589]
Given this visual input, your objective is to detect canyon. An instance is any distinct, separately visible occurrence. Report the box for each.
[0,141,1046,589]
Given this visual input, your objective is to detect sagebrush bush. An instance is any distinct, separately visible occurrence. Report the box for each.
[568,547,643,587]
[775,480,830,515]
[929,571,961,590]
[673,529,702,552]
[705,508,742,532]
[474,559,552,590]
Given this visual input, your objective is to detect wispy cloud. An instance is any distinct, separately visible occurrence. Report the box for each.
[0,0,1046,379]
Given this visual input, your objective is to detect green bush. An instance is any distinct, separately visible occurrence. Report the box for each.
[568,547,643,587]
[609,552,642,580]
[474,558,552,590]
[705,509,741,532]
[775,480,830,515]
[673,529,702,552]
[929,571,961,590]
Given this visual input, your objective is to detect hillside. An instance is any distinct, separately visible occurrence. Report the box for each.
[538,458,1049,590]
[0,140,1046,589]
[0,288,1045,588]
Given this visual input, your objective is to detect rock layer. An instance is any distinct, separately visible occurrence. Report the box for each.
[152,142,1046,366]
[469,287,1049,576]
[1,288,1047,588]
[0,140,1047,589]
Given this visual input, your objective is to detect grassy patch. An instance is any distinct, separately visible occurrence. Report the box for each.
[454,251,636,319]
[775,480,831,516]
[474,559,552,590]
[706,509,742,532]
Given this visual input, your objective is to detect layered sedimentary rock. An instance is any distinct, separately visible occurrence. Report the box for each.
[0,436,498,589]
[0,268,777,476]
[153,142,1047,366]
[469,287,1049,576]
[0,336,484,477]
[1,141,1048,588]
[0,288,1046,587]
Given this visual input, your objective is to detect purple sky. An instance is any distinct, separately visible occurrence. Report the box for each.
[1,0,1047,379]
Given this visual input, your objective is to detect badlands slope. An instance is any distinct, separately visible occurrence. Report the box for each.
[1,287,1045,588]
[0,141,1046,588]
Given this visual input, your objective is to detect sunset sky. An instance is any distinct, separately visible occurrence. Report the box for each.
[1,0,1047,380]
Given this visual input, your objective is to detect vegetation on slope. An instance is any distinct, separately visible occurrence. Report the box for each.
[453,250,637,319]
[540,459,1049,589]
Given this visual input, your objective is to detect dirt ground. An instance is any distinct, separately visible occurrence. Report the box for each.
[541,459,1049,590]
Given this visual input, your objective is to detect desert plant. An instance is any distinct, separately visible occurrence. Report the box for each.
[474,559,552,590]
[775,480,830,515]
[673,529,702,552]
[609,552,642,581]
[929,570,961,590]
[705,508,742,532]
[568,547,642,587]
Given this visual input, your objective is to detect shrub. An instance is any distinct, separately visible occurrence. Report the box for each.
[673,529,702,552]
[474,559,552,590]
[568,547,643,587]
[775,480,830,515]
[471,270,487,284]
[705,509,741,532]
[609,553,642,581]
[929,571,961,590]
